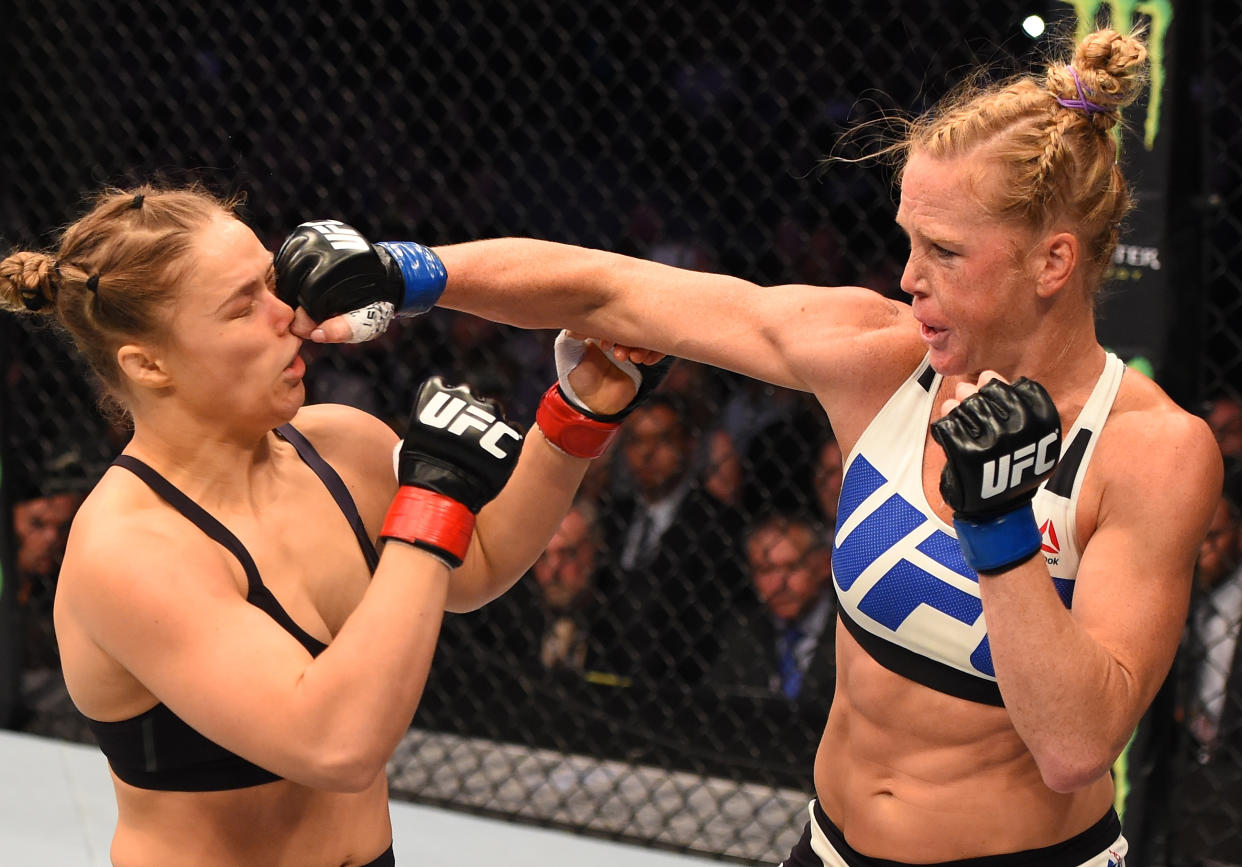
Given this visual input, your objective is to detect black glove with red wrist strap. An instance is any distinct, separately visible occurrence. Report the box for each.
[382,377,523,568]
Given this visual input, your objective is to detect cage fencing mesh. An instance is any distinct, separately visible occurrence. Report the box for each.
[2,1,1239,862]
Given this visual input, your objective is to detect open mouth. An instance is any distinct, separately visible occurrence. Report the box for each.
[284,349,306,377]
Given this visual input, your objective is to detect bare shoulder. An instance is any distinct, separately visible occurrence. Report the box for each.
[1096,371,1223,512]
[290,401,398,446]
[776,286,925,443]
[288,403,400,478]
[57,476,239,632]
[775,284,921,366]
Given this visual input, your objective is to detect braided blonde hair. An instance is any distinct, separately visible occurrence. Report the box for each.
[901,27,1148,293]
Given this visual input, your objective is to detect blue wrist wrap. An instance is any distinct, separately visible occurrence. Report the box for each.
[953,504,1043,574]
[377,241,448,314]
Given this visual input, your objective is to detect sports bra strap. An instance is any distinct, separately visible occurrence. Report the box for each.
[112,455,265,596]
[276,423,379,572]
[111,453,327,657]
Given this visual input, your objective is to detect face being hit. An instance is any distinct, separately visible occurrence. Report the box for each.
[896,152,1039,376]
[166,215,306,423]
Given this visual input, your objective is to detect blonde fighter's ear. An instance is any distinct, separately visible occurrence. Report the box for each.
[1034,231,1079,299]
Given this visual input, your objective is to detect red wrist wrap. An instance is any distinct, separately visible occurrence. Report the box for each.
[535,383,620,459]
[380,486,476,567]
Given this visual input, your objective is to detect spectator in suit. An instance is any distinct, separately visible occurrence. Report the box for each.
[8,452,101,739]
[414,499,620,752]
[596,393,746,688]
[1167,472,1242,867]
[13,492,82,600]
[528,500,608,674]
[711,512,836,702]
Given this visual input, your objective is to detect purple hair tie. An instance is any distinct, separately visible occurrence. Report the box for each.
[1056,67,1108,115]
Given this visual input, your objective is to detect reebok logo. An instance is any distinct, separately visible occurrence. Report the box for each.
[1039,519,1059,554]
[304,219,370,253]
[980,432,1058,499]
[419,392,521,459]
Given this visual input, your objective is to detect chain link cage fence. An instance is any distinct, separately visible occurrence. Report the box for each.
[1,0,1238,862]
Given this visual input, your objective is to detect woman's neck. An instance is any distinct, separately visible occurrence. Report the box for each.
[123,409,287,509]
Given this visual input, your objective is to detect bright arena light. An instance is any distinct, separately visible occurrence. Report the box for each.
[1022,15,1046,38]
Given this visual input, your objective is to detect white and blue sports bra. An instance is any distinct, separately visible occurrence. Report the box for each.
[832,353,1125,705]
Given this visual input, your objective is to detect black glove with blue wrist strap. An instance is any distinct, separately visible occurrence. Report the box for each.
[274,219,446,339]
[931,377,1061,574]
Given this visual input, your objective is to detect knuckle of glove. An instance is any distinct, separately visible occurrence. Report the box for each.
[274,223,391,322]
[273,231,315,308]
[303,268,385,322]
[1012,377,1059,421]
[957,392,996,442]
[302,254,388,323]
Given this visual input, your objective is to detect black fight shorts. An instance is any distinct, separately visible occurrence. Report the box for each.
[778,801,1126,867]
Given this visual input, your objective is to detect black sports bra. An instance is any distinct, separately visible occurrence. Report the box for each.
[84,424,379,791]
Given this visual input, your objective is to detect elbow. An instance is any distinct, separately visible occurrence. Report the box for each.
[444,582,491,614]
[299,742,389,793]
[1031,719,1134,793]
[1035,751,1114,794]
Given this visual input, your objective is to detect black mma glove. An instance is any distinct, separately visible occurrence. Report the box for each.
[930,377,1061,574]
[536,331,675,459]
[274,219,446,341]
[381,377,523,568]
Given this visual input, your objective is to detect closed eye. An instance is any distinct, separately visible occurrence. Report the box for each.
[230,288,261,318]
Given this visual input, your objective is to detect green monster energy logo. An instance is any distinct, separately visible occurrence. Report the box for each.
[1057,0,1172,150]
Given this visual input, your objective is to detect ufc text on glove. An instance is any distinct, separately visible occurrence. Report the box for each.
[381,377,522,568]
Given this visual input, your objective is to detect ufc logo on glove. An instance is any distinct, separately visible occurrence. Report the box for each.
[302,220,370,252]
[418,393,522,459]
[980,432,1059,499]
[931,377,1063,575]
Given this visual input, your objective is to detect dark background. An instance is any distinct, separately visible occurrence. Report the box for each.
[2,0,1237,861]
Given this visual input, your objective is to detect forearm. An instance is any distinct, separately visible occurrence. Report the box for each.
[448,428,588,612]
[435,237,734,361]
[981,561,1142,791]
[436,238,619,331]
[289,543,450,788]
